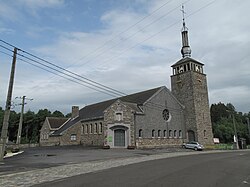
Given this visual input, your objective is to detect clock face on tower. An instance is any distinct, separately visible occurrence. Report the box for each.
[162,109,170,121]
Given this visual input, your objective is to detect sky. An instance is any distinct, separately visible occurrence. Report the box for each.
[0,0,249,115]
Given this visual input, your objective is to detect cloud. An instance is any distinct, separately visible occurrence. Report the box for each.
[0,28,15,34]
[1,0,249,114]
[17,0,64,9]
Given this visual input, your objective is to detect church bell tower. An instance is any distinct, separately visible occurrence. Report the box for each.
[170,6,213,145]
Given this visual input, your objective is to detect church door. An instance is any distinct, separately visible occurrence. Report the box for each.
[114,129,125,147]
[188,130,195,142]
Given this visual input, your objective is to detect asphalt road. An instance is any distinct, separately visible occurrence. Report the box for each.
[0,145,190,175]
[35,151,250,187]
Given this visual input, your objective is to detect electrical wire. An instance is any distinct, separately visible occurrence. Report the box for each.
[94,0,216,68]
[0,40,126,97]
[76,1,191,67]
[66,0,175,68]
[17,57,119,97]
[17,52,124,97]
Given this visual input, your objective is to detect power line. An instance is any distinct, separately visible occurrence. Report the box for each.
[94,0,217,69]
[0,1,216,100]
[0,40,126,97]
[69,0,191,68]
[17,53,122,97]
[0,44,121,97]
[19,49,126,96]
[66,0,174,68]
[17,57,118,97]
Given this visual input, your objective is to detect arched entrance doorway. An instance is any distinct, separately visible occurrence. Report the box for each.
[188,130,195,142]
[114,129,125,147]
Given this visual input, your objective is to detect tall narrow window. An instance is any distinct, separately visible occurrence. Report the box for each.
[174,130,177,138]
[158,130,161,138]
[152,129,155,138]
[99,122,103,134]
[169,130,172,138]
[86,124,89,134]
[163,130,167,138]
[179,130,182,138]
[90,124,93,134]
[139,129,143,138]
[95,123,98,133]
[204,130,206,137]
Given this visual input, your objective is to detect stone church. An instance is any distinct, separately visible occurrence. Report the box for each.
[40,20,214,148]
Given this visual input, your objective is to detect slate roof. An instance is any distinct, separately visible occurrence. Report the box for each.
[47,117,69,129]
[51,86,163,136]
[171,57,204,67]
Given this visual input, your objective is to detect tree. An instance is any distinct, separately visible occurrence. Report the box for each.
[211,102,250,145]
[52,110,64,117]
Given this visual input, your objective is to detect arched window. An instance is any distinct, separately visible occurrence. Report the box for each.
[86,124,89,134]
[152,129,155,138]
[95,123,98,133]
[174,130,177,138]
[139,129,143,138]
[169,130,172,138]
[179,130,182,138]
[90,124,93,134]
[99,122,103,134]
[158,130,161,138]
[163,130,167,138]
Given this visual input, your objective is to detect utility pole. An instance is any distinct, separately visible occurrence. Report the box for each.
[16,96,25,145]
[227,109,239,150]
[0,47,18,161]
[246,117,250,140]
[16,96,33,147]
[232,113,239,150]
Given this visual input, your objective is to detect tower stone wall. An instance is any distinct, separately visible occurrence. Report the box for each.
[171,68,213,145]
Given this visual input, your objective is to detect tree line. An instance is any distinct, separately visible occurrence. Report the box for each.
[0,107,70,144]
[211,103,250,145]
[0,102,249,144]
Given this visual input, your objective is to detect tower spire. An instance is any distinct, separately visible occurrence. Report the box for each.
[181,5,191,58]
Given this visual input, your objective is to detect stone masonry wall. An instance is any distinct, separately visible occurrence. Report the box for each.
[135,87,186,148]
[104,100,135,147]
[171,70,214,145]
[81,119,104,146]
[60,122,81,146]
[137,138,183,148]
[39,119,60,146]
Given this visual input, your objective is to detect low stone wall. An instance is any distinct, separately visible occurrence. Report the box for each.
[136,138,183,148]
[7,143,39,149]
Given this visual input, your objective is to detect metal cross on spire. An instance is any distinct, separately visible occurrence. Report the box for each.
[181,4,188,31]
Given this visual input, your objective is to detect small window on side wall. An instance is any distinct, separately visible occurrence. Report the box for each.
[152,129,155,138]
[179,130,182,138]
[139,129,143,138]
[158,130,161,138]
[163,130,167,138]
[70,134,76,141]
[169,130,172,138]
